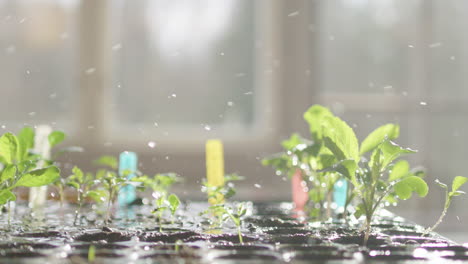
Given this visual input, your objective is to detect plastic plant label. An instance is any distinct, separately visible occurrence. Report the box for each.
[333,177,348,209]
[29,125,52,209]
[118,151,138,206]
[206,139,225,204]
[292,169,308,212]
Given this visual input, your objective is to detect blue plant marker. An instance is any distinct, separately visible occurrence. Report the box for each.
[333,178,348,209]
[118,151,138,206]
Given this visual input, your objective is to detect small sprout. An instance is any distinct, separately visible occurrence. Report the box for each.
[424,176,467,235]
[207,203,247,244]
[152,196,169,232]
[175,239,183,253]
[168,194,180,224]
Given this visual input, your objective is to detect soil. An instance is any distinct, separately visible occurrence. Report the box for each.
[0,201,465,263]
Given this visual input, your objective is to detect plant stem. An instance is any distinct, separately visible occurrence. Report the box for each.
[423,193,451,236]
[326,191,332,219]
[363,216,371,246]
[7,201,11,228]
[237,225,243,244]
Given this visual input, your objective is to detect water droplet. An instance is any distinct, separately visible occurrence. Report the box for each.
[49,93,57,99]
[220,52,225,56]
[26,70,30,74]
[408,44,414,48]
[244,91,253,95]
[154,122,159,127]
[254,184,262,189]
[112,43,122,51]
[288,11,299,17]
[171,93,177,98]
[85,68,96,75]
[165,156,170,160]
[402,91,408,96]
[420,101,427,106]
[19,18,26,24]
[204,125,211,131]
[366,114,372,118]
[5,45,16,54]
[28,112,36,116]
[450,56,456,60]
[429,42,442,48]
[147,141,156,148]
[1,125,6,129]
[227,101,234,107]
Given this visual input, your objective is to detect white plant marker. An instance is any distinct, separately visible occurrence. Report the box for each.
[29,125,52,209]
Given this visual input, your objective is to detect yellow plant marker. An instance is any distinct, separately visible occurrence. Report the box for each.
[206,139,225,205]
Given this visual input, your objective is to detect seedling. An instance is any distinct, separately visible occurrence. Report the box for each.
[94,155,129,224]
[168,193,180,224]
[320,116,428,245]
[423,176,467,235]
[67,166,104,225]
[262,105,342,220]
[0,131,60,226]
[132,173,181,231]
[210,202,247,244]
[88,245,96,263]
[201,174,244,228]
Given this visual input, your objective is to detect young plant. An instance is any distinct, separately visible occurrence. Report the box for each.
[132,172,181,230]
[262,105,342,220]
[201,174,244,228]
[168,193,180,224]
[67,166,104,225]
[423,176,467,235]
[210,202,247,244]
[321,116,428,245]
[0,130,60,226]
[94,155,128,224]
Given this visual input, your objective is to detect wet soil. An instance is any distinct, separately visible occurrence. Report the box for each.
[0,201,464,263]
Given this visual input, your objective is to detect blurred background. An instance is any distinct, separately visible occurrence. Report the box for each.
[1,0,467,241]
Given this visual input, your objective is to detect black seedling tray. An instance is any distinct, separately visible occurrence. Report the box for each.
[0,201,466,263]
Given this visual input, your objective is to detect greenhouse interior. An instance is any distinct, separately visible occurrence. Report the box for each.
[1,0,468,263]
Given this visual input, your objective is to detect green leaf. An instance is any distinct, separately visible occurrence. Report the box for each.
[168,194,180,213]
[324,159,357,183]
[94,155,118,170]
[17,127,34,161]
[322,116,359,162]
[0,164,16,182]
[389,160,410,182]
[86,190,107,203]
[14,166,60,187]
[72,166,84,183]
[303,104,334,141]
[435,179,448,189]
[0,189,16,206]
[451,176,468,192]
[48,131,66,148]
[360,124,399,155]
[450,190,466,197]
[281,133,303,150]
[0,133,19,164]
[379,140,416,169]
[394,176,428,200]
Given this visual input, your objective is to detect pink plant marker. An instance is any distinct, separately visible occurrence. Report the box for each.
[292,169,308,213]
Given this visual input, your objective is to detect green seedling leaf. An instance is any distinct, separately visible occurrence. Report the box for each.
[435,179,448,189]
[14,166,60,187]
[224,173,245,182]
[379,140,416,169]
[303,104,334,141]
[389,160,410,182]
[451,176,468,192]
[394,176,428,200]
[17,127,34,161]
[168,194,180,214]
[48,131,65,148]
[323,159,357,182]
[360,124,399,155]
[0,133,19,164]
[322,116,359,162]
[0,164,16,182]
[94,155,118,170]
[0,189,16,205]
[86,190,107,203]
[72,166,84,183]
[281,133,303,150]
[450,190,466,197]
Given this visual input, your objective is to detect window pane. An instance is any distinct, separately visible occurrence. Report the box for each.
[111,0,255,130]
[0,0,78,128]
[319,0,420,94]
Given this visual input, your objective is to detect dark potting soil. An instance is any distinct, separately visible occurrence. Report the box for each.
[0,201,465,264]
